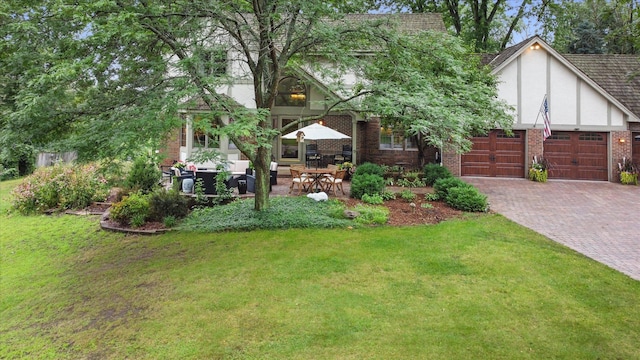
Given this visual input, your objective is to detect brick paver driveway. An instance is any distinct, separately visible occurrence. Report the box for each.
[463,177,640,281]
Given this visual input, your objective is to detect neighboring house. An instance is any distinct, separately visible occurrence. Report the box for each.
[160,13,446,169]
[443,35,640,182]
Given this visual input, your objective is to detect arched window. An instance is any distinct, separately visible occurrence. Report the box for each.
[275,77,306,107]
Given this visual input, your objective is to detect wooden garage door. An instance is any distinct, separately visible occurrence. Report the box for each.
[461,130,525,177]
[543,132,608,181]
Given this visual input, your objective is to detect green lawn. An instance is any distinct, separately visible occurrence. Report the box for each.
[1,179,640,359]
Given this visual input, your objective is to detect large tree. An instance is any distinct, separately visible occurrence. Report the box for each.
[539,0,639,54]
[359,31,514,164]
[3,1,512,210]
[377,0,548,51]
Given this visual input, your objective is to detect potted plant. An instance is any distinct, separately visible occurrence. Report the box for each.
[338,161,354,180]
[529,156,549,182]
[618,157,638,185]
[173,160,186,171]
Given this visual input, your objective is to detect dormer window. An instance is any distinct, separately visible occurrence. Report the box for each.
[275,77,306,107]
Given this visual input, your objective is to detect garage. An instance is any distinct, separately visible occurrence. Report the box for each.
[543,132,608,181]
[461,130,525,177]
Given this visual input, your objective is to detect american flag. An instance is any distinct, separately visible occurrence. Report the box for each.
[541,96,551,140]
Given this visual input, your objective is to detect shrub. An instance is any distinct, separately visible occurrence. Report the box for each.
[11,163,109,214]
[423,164,453,186]
[354,162,385,177]
[424,192,440,201]
[0,166,18,181]
[396,177,425,188]
[350,173,385,199]
[361,193,384,205]
[381,190,396,201]
[433,177,470,200]
[445,186,488,212]
[163,216,178,228]
[148,188,189,222]
[110,192,150,226]
[124,156,161,194]
[352,204,389,225]
[399,189,416,202]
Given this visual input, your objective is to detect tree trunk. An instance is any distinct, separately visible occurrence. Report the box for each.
[253,145,272,211]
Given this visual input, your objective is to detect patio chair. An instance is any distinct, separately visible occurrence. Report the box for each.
[342,145,352,163]
[289,168,312,195]
[320,169,346,196]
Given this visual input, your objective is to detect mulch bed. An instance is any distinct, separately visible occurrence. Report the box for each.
[85,187,462,233]
[341,197,462,226]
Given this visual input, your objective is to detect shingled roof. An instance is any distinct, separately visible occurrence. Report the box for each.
[483,36,536,67]
[563,54,640,119]
[344,13,446,33]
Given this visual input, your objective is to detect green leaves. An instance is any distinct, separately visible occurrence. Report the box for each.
[360,30,513,155]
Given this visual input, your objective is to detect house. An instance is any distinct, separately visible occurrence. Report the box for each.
[444,36,640,182]
[160,13,446,170]
[161,18,639,183]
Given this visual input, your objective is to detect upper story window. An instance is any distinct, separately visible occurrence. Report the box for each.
[196,47,227,77]
[380,127,418,150]
[275,77,306,107]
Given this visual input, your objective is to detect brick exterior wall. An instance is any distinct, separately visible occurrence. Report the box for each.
[611,130,632,182]
[359,117,437,170]
[159,128,181,166]
[314,115,352,160]
[527,128,544,170]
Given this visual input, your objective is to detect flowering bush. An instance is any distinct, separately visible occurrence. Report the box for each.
[618,157,638,185]
[529,156,549,183]
[11,163,109,214]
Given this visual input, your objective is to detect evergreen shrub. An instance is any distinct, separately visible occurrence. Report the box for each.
[148,188,189,221]
[350,173,385,199]
[354,162,385,177]
[445,186,488,212]
[423,164,453,186]
[433,177,470,199]
[124,156,161,194]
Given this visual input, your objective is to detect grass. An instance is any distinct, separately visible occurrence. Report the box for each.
[2,178,640,359]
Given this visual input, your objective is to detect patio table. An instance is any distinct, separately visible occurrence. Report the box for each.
[303,167,336,192]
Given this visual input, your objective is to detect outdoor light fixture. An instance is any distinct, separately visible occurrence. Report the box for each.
[289,83,306,101]
[318,119,325,126]
[290,92,306,100]
[619,138,626,143]
[530,43,541,50]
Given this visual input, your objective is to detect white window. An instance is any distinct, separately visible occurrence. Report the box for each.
[192,115,220,149]
[380,127,418,150]
[275,77,306,107]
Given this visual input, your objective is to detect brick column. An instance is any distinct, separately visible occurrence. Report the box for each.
[611,130,632,182]
[159,128,181,166]
[443,150,461,177]
[527,128,544,170]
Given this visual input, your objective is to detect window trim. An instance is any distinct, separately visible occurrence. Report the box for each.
[379,126,418,151]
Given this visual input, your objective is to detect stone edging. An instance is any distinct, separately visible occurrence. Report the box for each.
[100,209,171,235]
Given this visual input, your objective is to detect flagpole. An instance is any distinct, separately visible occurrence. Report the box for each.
[533,94,546,128]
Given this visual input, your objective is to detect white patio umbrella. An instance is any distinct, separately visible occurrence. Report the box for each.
[282,123,351,186]
[281,122,351,141]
